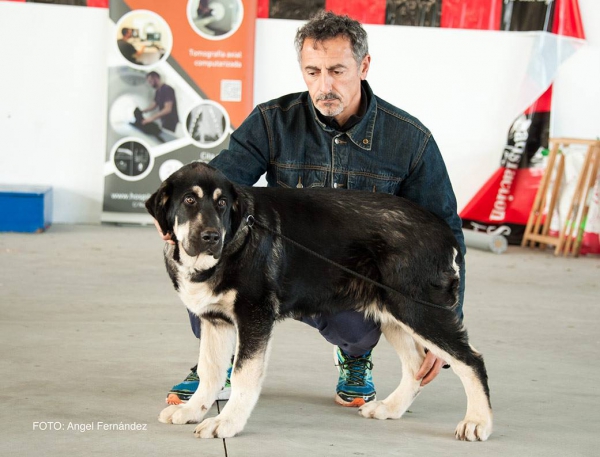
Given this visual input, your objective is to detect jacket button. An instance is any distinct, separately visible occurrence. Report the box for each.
[334,138,340,144]
[363,139,369,144]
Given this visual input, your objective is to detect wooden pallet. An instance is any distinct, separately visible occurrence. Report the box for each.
[521,138,600,257]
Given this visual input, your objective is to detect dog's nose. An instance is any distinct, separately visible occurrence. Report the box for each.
[201,230,220,245]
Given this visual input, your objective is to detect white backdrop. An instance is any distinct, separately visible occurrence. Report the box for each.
[0,1,598,223]
[0,3,108,223]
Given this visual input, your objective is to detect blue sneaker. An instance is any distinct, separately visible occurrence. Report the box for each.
[334,347,376,407]
[218,364,232,400]
[166,363,232,405]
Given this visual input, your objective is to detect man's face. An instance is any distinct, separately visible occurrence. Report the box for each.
[300,35,370,125]
[146,76,159,89]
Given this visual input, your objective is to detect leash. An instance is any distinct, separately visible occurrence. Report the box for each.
[244,215,453,312]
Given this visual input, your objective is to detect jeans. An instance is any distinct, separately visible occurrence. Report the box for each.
[300,311,381,357]
[187,309,380,357]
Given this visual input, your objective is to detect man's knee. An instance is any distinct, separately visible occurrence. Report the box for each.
[188,310,201,339]
[303,311,381,356]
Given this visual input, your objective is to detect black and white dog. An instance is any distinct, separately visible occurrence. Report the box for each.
[146,162,492,441]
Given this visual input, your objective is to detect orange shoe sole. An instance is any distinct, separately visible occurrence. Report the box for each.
[166,394,186,405]
[335,395,366,407]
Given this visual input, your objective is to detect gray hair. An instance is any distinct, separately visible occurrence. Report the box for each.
[294,10,369,66]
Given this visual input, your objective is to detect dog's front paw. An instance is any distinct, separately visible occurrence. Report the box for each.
[358,401,402,420]
[455,419,492,441]
[158,404,203,425]
[193,416,243,439]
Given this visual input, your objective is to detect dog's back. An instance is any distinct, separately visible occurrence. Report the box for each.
[240,186,461,320]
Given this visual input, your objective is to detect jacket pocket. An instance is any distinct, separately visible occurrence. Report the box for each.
[347,172,401,195]
[275,165,328,188]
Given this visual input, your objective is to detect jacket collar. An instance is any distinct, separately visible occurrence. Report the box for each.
[310,80,377,151]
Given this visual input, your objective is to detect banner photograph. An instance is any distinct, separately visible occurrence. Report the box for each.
[103,0,256,222]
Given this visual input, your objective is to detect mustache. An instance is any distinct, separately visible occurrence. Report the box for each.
[316,92,341,102]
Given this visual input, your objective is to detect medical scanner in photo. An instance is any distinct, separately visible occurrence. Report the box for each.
[191,0,241,37]
[107,67,180,151]
[114,142,150,177]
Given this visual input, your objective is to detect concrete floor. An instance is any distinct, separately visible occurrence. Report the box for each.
[1,224,599,457]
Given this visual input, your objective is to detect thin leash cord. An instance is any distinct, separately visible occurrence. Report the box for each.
[245,215,453,312]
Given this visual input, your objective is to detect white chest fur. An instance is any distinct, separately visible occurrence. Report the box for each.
[174,265,237,318]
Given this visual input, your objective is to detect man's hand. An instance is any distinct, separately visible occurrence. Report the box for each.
[153,219,175,245]
[415,350,446,387]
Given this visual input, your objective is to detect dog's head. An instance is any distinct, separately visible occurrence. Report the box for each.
[146,162,243,267]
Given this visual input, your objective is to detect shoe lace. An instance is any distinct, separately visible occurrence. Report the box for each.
[339,355,373,386]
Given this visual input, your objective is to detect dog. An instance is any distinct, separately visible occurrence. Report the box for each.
[146,162,492,441]
[131,107,165,143]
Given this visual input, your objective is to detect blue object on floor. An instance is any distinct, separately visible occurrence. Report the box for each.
[0,185,53,233]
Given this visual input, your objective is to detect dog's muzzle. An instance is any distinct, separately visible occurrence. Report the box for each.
[183,229,223,259]
[202,230,222,258]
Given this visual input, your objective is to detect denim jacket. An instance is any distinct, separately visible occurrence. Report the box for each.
[210,81,465,317]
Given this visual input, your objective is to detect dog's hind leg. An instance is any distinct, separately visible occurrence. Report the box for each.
[447,348,492,441]
[359,321,425,420]
[159,316,236,426]
[405,328,493,442]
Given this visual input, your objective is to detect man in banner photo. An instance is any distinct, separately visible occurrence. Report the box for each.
[142,71,180,133]
[103,0,256,220]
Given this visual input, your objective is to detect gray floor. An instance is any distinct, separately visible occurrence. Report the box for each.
[1,224,599,457]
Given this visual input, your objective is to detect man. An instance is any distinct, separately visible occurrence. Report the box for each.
[196,0,213,19]
[117,28,145,65]
[161,10,465,408]
[142,72,179,133]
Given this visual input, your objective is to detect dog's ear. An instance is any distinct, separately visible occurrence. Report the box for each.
[226,183,246,241]
[146,180,174,237]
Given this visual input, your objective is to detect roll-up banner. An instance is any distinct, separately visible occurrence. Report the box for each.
[102,0,256,223]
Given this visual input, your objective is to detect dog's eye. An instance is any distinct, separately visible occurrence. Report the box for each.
[184,196,196,205]
[217,198,227,208]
